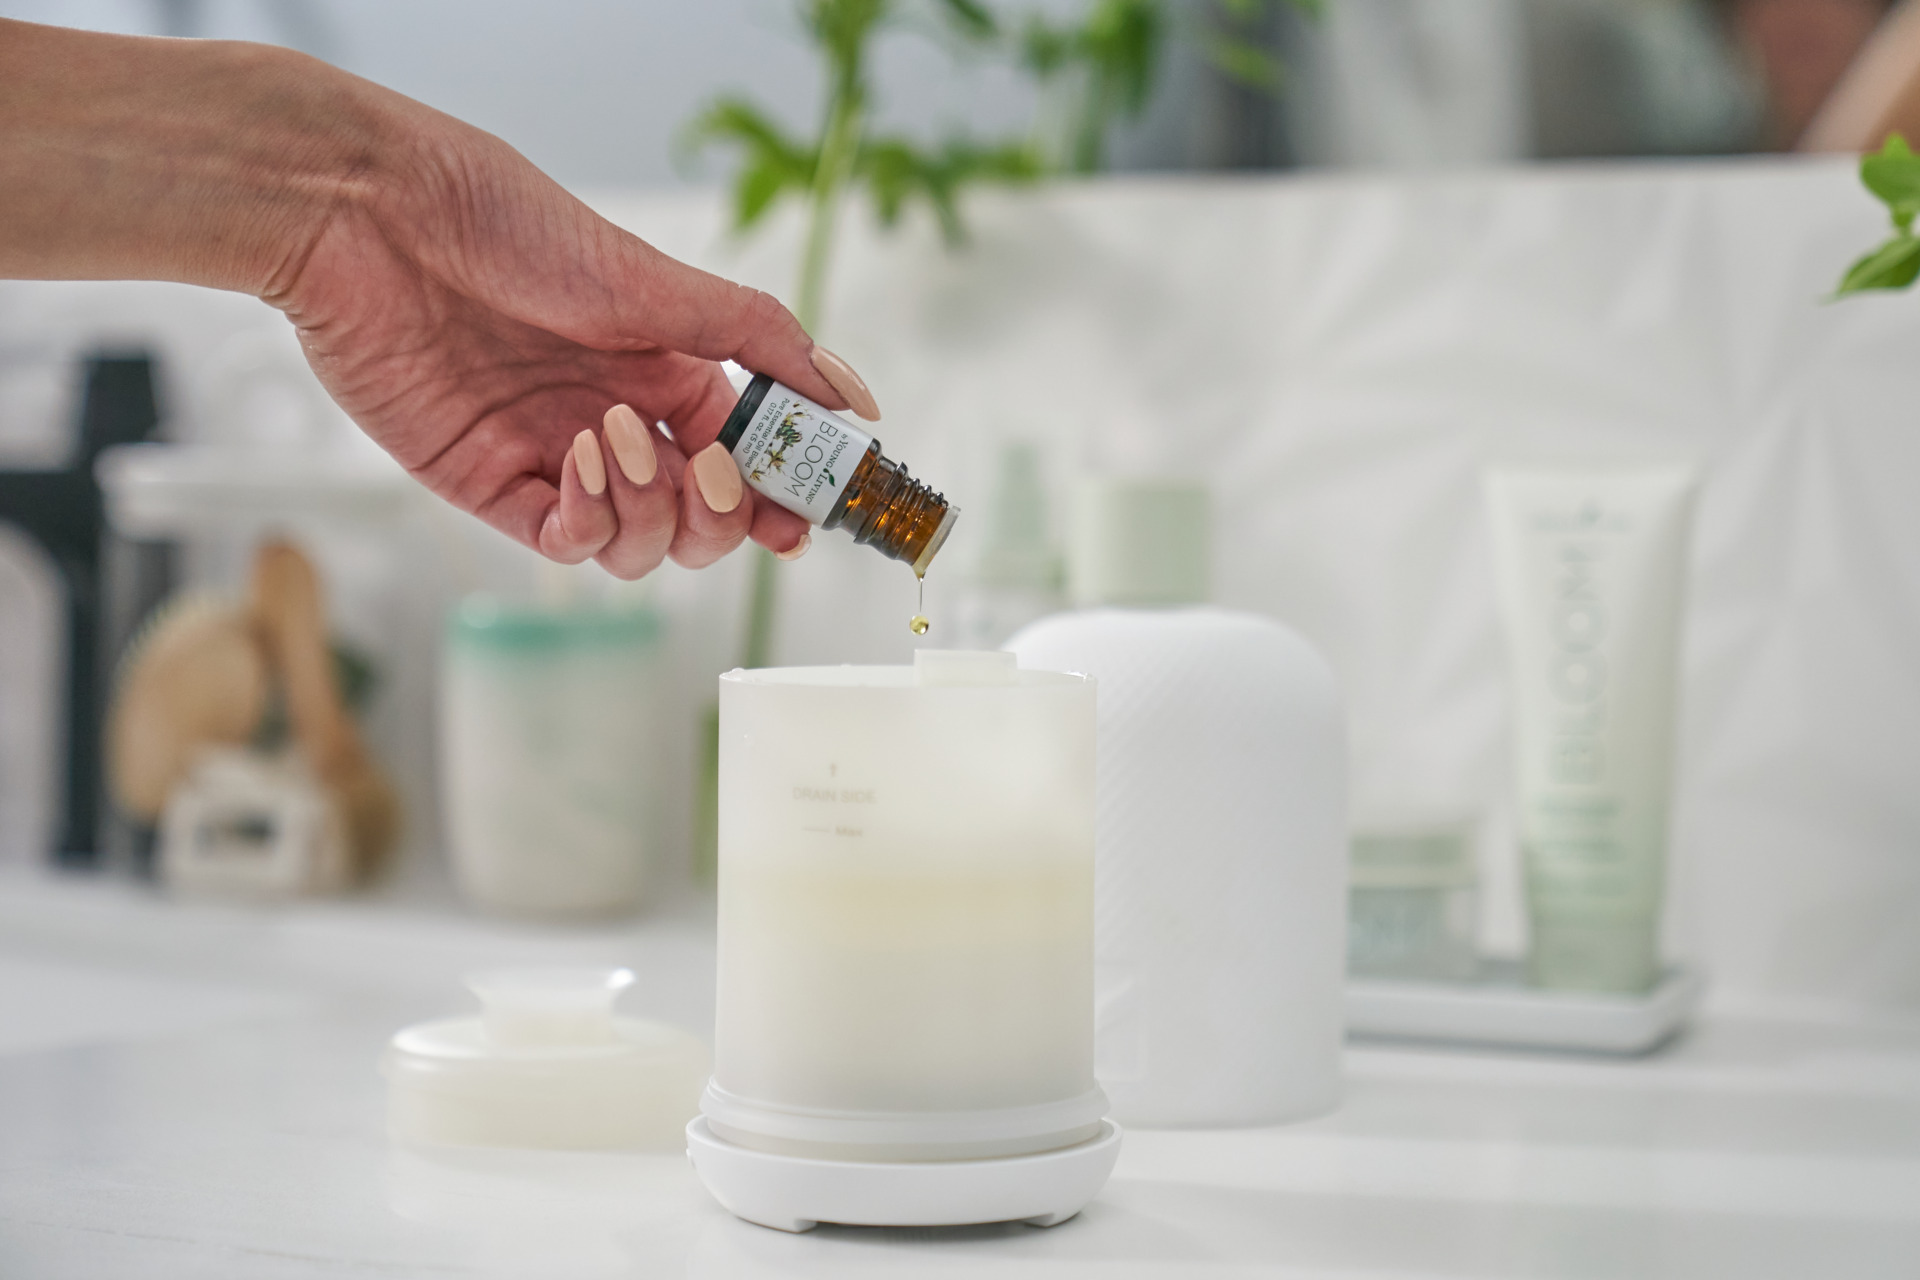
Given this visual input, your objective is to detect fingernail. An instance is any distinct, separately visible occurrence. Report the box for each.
[775,532,811,562]
[602,404,658,485]
[572,429,607,496]
[692,442,743,514]
[810,345,881,421]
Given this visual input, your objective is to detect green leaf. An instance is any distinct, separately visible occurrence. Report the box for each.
[733,158,795,230]
[1861,133,1920,232]
[1205,35,1283,91]
[682,97,817,230]
[932,0,997,39]
[926,185,965,243]
[683,97,805,163]
[854,134,1041,246]
[860,139,920,227]
[1082,0,1163,117]
[1018,17,1074,77]
[1834,233,1920,296]
[955,139,1045,183]
[803,0,891,80]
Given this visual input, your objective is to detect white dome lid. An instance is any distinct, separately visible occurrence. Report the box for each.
[384,967,708,1150]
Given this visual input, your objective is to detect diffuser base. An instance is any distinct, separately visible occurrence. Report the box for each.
[686,1116,1122,1233]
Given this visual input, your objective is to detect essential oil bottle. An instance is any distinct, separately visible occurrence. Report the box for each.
[719,375,958,575]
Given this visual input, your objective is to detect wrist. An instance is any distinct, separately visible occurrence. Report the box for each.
[0,20,397,296]
[199,41,403,301]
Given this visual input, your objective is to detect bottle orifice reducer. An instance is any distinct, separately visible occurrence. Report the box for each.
[721,375,959,575]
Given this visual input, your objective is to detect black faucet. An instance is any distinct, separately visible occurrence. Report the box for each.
[0,353,163,867]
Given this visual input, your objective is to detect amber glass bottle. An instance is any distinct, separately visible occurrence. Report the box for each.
[719,374,958,574]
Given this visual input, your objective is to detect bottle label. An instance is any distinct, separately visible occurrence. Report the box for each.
[726,382,871,524]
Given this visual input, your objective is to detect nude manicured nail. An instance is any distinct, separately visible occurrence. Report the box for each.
[572,429,607,496]
[692,442,743,514]
[810,345,881,421]
[775,532,811,562]
[602,404,658,486]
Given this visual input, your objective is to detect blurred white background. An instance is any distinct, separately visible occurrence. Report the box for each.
[1,1,1915,1021]
[0,0,1774,179]
[0,0,1057,186]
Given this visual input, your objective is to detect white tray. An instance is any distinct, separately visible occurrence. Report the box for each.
[1346,960,1701,1055]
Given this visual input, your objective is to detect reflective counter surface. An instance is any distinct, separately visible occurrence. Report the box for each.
[2,868,1917,1279]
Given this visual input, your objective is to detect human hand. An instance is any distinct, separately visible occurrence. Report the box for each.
[0,20,880,577]
[269,75,880,577]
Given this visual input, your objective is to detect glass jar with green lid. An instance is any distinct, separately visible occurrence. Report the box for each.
[439,597,663,917]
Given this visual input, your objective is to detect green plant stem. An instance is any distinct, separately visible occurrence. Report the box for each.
[740,550,781,669]
[796,89,866,331]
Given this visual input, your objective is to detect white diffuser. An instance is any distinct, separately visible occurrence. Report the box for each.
[1009,479,1347,1127]
[686,650,1121,1232]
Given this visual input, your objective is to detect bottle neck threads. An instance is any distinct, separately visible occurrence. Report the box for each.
[827,444,958,575]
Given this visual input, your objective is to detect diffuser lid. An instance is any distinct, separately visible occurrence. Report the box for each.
[383,967,708,1149]
[1067,478,1209,608]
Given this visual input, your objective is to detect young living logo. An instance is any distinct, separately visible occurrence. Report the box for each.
[748,401,855,508]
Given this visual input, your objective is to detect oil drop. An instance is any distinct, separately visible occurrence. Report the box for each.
[909,575,930,636]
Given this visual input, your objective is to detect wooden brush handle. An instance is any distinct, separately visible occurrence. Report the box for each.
[250,540,358,777]
[249,539,400,879]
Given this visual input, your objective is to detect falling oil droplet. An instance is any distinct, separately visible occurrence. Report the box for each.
[908,574,929,636]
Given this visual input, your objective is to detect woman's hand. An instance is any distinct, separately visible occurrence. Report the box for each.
[270,83,886,578]
[0,18,880,577]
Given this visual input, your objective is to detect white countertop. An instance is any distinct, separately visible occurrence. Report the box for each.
[2,867,1917,1279]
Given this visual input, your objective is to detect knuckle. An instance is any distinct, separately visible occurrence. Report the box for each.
[737,288,795,347]
[597,555,653,582]
[668,530,726,569]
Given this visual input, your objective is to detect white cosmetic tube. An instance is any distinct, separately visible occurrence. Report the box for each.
[1485,463,1699,993]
